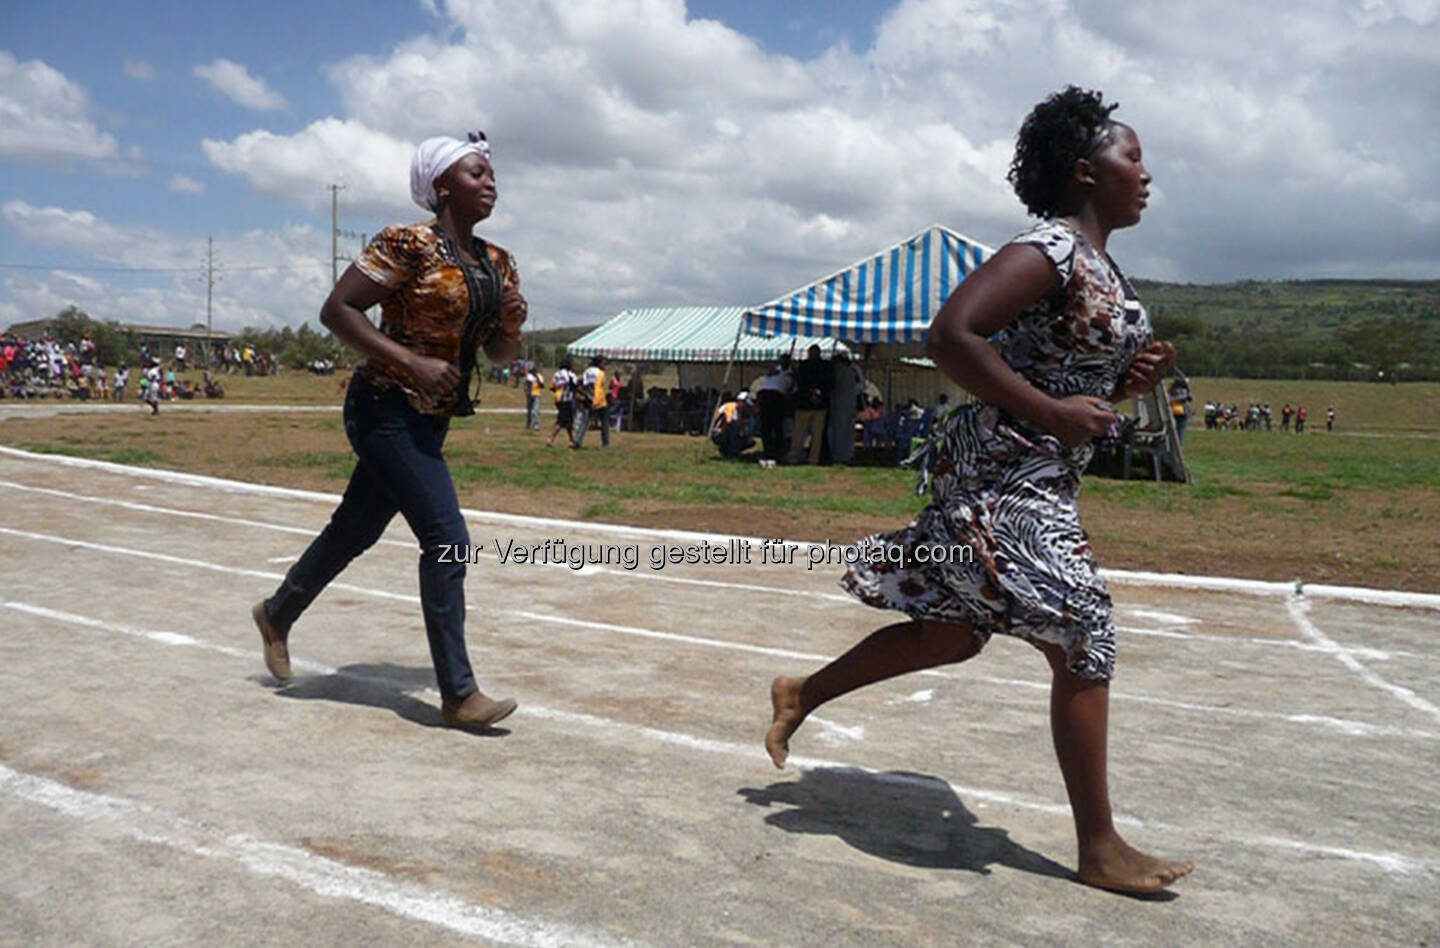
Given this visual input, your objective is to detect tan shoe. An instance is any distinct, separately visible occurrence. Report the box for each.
[252,601,292,681]
[441,691,518,730]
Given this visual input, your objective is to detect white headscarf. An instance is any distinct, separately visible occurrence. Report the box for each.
[409,135,492,213]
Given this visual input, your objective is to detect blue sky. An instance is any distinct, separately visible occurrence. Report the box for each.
[3,0,1437,332]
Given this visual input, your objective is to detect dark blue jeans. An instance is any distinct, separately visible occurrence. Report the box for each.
[263,380,477,701]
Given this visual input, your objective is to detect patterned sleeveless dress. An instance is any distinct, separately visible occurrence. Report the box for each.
[840,219,1154,681]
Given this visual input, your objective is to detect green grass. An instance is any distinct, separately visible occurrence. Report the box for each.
[261,451,354,479]
[23,442,162,465]
[1181,429,1440,490]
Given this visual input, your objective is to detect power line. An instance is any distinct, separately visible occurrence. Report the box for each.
[0,262,326,273]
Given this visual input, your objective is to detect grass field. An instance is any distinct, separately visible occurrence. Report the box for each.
[3,373,1437,592]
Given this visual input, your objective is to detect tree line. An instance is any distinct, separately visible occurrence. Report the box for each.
[23,289,1440,381]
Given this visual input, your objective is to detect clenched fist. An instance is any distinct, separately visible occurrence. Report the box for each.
[499,286,527,343]
[1118,340,1177,399]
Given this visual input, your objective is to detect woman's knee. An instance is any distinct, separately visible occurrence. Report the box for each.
[421,512,469,553]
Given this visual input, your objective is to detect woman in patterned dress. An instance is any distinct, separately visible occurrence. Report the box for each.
[252,133,527,731]
[764,87,1191,894]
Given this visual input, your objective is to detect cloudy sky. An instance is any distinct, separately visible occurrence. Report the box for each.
[3,0,1437,333]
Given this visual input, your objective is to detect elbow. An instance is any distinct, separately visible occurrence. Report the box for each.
[926,322,961,363]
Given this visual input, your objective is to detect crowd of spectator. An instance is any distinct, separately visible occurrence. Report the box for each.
[1200,399,1336,433]
[0,331,229,404]
[706,345,953,466]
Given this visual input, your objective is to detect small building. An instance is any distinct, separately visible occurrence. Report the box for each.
[6,318,231,354]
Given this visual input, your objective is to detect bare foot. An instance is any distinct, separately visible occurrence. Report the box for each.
[1077,835,1194,895]
[765,676,807,768]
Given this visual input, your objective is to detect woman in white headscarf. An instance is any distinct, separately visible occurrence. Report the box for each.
[252,131,528,732]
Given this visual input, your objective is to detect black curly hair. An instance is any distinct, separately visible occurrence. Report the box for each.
[1007,86,1119,219]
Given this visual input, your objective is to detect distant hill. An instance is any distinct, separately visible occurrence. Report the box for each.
[524,325,598,346]
[1134,279,1440,380]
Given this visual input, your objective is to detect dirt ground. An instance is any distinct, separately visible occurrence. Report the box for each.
[0,445,1437,946]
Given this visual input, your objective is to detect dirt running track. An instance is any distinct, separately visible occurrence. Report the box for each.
[0,445,1436,946]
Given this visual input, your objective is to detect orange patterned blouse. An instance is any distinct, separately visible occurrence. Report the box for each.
[353,220,519,416]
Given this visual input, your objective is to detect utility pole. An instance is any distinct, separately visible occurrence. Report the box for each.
[329,183,346,285]
[200,235,219,363]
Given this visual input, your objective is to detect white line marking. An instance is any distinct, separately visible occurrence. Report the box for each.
[4,444,1440,609]
[0,764,634,947]
[3,527,1435,742]
[1100,566,1440,611]
[4,477,1426,666]
[8,600,1435,877]
[1286,596,1440,724]
[0,478,847,604]
[808,715,865,744]
[1125,609,1196,625]
[1117,625,1416,662]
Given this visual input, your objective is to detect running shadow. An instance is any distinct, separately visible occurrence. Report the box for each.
[739,767,1073,881]
[266,662,510,736]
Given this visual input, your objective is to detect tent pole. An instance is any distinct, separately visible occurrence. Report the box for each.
[712,310,748,432]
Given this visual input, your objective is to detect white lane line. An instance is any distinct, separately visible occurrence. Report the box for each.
[1125,609,1196,625]
[7,600,1436,878]
[0,478,849,604]
[1286,596,1440,725]
[1117,625,1417,662]
[807,715,865,745]
[0,479,421,550]
[5,477,1424,662]
[3,526,1436,742]
[5,444,1440,610]
[0,764,634,948]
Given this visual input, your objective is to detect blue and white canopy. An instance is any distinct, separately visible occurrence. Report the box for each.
[743,224,994,344]
[567,306,845,363]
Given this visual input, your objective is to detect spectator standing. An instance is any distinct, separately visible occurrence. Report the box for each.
[1326,406,1335,431]
[1281,403,1292,432]
[1168,375,1192,443]
[524,361,544,431]
[573,355,610,448]
[1296,404,1307,433]
[144,362,161,415]
[175,343,187,372]
[113,364,129,401]
[754,355,794,462]
[548,356,577,447]
[787,344,832,465]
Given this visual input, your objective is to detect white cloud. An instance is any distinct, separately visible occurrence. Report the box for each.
[193,58,288,111]
[1,201,331,331]
[202,118,414,214]
[123,59,156,80]
[15,0,1433,332]
[0,53,120,161]
[168,174,205,195]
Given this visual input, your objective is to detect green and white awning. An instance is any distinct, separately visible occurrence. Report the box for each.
[567,306,845,362]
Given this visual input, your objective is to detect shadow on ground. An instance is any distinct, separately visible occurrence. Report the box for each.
[267,662,510,736]
[739,766,1074,880]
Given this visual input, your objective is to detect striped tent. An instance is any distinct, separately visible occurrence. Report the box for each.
[567,306,844,362]
[743,224,994,344]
